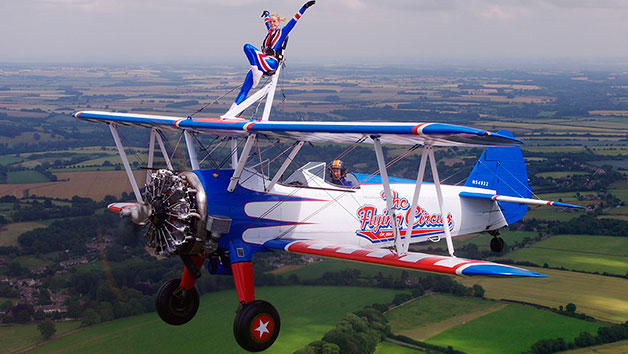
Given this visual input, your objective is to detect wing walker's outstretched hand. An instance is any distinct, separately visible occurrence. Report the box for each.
[303,1,315,9]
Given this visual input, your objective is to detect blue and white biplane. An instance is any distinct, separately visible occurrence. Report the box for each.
[74,63,582,352]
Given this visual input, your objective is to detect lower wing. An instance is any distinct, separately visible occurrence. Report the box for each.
[264,239,545,277]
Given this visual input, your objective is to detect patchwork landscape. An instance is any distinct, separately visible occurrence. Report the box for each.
[1,64,627,353]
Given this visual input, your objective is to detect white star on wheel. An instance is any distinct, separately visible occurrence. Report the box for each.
[254,319,270,338]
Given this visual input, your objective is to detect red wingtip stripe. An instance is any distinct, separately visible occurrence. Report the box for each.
[412,123,428,136]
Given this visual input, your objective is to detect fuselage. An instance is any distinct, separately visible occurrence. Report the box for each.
[195,165,509,251]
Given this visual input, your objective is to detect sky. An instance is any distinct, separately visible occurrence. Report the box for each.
[1,0,628,65]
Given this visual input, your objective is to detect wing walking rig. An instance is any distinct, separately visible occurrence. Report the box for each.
[73,62,582,352]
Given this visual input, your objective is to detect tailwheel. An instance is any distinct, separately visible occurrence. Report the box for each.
[490,236,505,253]
[233,300,280,352]
[155,278,200,325]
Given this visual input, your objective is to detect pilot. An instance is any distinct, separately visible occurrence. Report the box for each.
[329,159,353,187]
[232,1,315,107]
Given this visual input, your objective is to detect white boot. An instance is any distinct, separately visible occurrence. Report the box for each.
[251,65,263,88]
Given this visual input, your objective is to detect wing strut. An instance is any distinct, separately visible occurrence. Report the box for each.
[372,137,403,255]
[230,138,239,168]
[146,128,174,184]
[426,145,456,257]
[266,141,304,192]
[402,146,429,255]
[228,134,257,192]
[184,130,200,170]
[108,123,142,203]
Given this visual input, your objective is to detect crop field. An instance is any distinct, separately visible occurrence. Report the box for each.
[410,231,538,253]
[30,286,404,354]
[0,321,81,354]
[426,304,602,354]
[456,268,628,323]
[0,221,50,247]
[504,234,628,275]
[0,170,145,200]
[6,170,51,184]
[386,294,505,341]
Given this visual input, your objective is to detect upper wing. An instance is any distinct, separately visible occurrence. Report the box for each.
[264,239,545,277]
[74,110,521,147]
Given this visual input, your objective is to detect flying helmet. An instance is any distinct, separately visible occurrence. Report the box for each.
[329,159,346,180]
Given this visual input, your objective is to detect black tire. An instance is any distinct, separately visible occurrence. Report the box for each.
[233,300,281,352]
[490,237,505,253]
[155,278,199,326]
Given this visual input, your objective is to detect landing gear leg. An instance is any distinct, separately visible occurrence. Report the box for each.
[155,255,205,325]
[231,261,281,352]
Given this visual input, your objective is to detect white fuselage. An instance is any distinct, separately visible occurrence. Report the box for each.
[237,168,508,247]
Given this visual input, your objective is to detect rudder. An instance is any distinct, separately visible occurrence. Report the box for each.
[464,130,531,224]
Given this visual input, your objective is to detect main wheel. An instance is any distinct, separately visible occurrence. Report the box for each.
[490,237,505,253]
[155,278,199,325]
[233,300,281,352]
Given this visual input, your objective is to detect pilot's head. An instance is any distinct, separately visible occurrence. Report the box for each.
[329,159,346,182]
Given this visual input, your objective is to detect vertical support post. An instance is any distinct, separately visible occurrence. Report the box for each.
[109,123,142,203]
[179,255,205,290]
[266,141,303,192]
[372,137,402,254]
[146,129,156,185]
[261,65,281,122]
[231,138,239,168]
[231,262,255,304]
[228,134,256,192]
[403,147,429,254]
[184,130,200,170]
[154,130,173,170]
[427,147,455,257]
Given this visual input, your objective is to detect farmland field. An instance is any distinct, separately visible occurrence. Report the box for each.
[6,170,50,184]
[456,268,628,323]
[0,321,80,354]
[0,221,51,247]
[0,170,145,200]
[503,234,628,275]
[563,339,628,353]
[426,304,602,354]
[386,294,504,340]
[524,207,581,221]
[30,286,404,354]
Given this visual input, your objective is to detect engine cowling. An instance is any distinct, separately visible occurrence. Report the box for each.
[143,170,208,256]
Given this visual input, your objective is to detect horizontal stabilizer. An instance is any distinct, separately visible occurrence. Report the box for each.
[264,239,545,277]
[459,192,585,209]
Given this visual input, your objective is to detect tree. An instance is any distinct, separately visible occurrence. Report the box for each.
[38,320,56,340]
[472,284,485,298]
[566,303,577,314]
[81,309,101,327]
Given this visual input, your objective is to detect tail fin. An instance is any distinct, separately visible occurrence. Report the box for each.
[464,130,531,224]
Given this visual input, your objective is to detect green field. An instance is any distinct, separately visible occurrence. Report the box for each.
[386,294,504,340]
[504,234,628,275]
[427,304,602,354]
[414,231,539,252]
[457,268,628,323]
[524,207,581,222]
[5,170,51,184]
[31,286,404,354]
[0,221,50,247]
[0,321,80,354]
[375,340,426,353]
[0,155,24,166]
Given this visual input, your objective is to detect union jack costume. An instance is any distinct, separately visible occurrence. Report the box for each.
[234,4,311,105]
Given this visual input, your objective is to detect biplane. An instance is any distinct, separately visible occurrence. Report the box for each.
[73,61,582,352]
